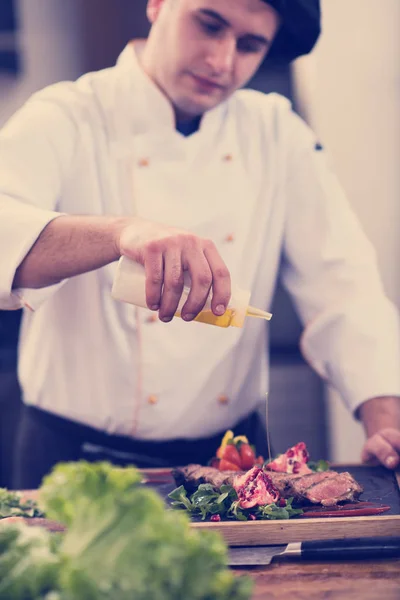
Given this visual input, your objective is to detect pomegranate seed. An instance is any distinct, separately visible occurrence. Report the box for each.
[211,515,221,522]
[287,449,295,458]
[249,514,257,520]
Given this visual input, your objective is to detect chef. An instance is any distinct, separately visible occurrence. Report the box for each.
[0,0,399,489]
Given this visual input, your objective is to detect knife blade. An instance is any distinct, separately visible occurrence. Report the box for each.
[228,536,400,566]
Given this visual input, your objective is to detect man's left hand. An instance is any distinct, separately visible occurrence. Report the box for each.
[358,397,400,469]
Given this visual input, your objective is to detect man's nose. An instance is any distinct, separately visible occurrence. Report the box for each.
[205,36,236,77]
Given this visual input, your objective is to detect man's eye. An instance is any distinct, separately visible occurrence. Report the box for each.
[237,40,264,54]
[198,20,222,35]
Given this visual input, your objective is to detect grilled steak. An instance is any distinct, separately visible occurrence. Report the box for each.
[297,471,363,506]
[172,465,299,496]
[255,470,363,506]
[280,471,337,502]
[172,465,239,494]
[173,465,363,507]
[265,472,303,497]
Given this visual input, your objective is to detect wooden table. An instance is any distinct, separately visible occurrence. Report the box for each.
[17,478,400,599]
[234,558,400,600]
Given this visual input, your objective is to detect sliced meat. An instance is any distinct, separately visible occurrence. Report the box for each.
[172,465,239,493]
[283,471,337,502]
[265,472,303,497]
[174,466,309,499]
[285,471,363,506]
[173,465,363,508]
[303,472,363,507]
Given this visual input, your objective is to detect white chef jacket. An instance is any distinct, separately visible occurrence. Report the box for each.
[1,42,399,440]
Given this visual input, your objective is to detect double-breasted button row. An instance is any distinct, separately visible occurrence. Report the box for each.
[146,393,230,406]
[137,154,235,168]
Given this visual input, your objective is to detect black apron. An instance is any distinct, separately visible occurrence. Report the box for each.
[12,404,269,490]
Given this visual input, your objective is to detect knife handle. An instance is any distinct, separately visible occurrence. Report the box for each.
[301,537,400,561]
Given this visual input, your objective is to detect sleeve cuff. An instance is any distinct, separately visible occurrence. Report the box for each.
[0,203,64,309]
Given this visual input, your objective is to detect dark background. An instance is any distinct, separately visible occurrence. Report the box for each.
[0,0,20,73]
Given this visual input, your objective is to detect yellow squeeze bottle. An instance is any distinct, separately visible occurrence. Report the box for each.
[112,256,272,328]
[189,306,272,328]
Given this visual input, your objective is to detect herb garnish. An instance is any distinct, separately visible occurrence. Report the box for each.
[168,483,303,521]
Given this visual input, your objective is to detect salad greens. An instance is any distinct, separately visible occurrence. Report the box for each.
[263,457,330,472]
[0,524,61,600]
[168,483,303,521]
[0,462,252,600]
[308,460,330,472]
[0,489,44,520]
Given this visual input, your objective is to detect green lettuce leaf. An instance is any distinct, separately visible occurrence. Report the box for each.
[168,483,303,522]
[41,461,252,600]
[0,462,253,599]
[0,523,61,599]
[256,498,303,520]
[40,461,143,527]
[308,460,330,472]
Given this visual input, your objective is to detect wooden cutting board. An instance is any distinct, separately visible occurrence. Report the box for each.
[8,465,400,548]
[145,465,400,547]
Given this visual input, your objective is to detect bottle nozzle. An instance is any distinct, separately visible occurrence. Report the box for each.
[246,305,273,321]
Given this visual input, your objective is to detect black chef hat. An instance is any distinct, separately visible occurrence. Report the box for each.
[263,0,321,62]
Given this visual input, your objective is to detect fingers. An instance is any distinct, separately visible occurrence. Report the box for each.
[158,247,184,322]
[361,438,391,466]
[380,428,400,468]
[144,246,164,310]
[179,238,231,321]
[140,231,231,323]
[380,428,400,449]
[203,241,231,316]
[180,245,213,320]
[361,428,400,469]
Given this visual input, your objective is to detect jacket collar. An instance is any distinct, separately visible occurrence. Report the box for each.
[111,41,229,143]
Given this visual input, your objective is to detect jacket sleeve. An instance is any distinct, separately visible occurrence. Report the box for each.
[0,91,77,310]
[281,108,400,416]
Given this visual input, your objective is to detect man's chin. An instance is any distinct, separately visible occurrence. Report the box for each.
[174,95,226,118]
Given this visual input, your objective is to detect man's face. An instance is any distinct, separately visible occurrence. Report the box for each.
[144,0,281,119]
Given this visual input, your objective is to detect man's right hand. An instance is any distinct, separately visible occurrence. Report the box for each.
[117,218,231,322]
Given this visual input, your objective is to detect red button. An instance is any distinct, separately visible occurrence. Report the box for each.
[138,158,150,167]
[218,394,229,405]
